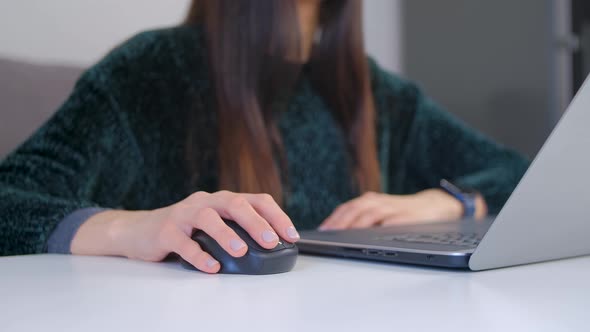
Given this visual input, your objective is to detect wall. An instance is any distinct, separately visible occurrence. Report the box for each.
[363,0,403,73]
[0,0,191,66]
[0,0,403,72]
[403,0,558,157]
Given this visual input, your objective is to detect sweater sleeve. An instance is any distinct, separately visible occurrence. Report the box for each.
[369,59,530,215]
[403,87,530,214]
[0,71,141,256]
[46,208,107,254]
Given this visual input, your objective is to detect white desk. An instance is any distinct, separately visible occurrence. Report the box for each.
[0,254,588,332]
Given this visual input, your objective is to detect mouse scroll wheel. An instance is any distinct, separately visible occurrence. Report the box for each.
[273,240,288,251]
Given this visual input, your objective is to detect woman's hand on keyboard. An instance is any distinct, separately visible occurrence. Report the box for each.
[319,189,486,231]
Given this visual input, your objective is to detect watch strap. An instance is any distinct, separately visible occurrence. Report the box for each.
[440,179,477,218]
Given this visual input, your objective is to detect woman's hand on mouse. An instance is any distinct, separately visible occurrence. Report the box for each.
[318,190,487,231]
[70,191,300,274]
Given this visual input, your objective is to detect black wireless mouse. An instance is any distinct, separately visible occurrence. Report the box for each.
[181,220,298,275]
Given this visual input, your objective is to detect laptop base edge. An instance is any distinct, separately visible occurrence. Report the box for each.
[298,242,472,270]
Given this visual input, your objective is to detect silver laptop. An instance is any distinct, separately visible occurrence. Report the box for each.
[298,75,590,271]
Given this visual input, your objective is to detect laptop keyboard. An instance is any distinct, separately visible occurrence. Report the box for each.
[388,232,482,247]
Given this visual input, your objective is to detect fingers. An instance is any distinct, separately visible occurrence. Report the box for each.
[320,192,381,230]
[243,193,300,243]
[188,191,281,250]
[349,207,397,229]
[224,195,280,249]
[192,208,248,258]
[320,204,366,230]
[168,202,249,259]
[319,199,362,230]
[169,230,220,274]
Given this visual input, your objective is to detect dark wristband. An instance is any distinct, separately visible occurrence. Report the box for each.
[440,179,478,218]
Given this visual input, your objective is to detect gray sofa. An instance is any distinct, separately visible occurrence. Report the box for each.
[0,57,83,159]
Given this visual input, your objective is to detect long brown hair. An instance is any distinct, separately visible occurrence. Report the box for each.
[186,0,380,204]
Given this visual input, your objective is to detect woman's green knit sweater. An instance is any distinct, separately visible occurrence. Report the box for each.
[0,26,529,256]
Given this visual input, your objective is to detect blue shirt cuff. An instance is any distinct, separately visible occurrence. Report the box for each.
[47,208,107,254]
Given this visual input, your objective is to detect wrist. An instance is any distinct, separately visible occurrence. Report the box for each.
[107,210,156,259]
[432,188,488,220]
[474,194,488,220]
[106,211,138,258]
[71,210,148,258]
[431,189,464,220]
[439,180,489,219]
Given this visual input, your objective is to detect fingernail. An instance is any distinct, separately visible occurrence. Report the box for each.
[206,258,219,268]
[286,226,300,240]
[230,239,246,252]
[262,230,279,243]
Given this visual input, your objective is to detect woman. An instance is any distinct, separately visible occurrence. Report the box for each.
[0,0,528,273]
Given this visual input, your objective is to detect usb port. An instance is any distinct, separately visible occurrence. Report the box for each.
[384,252,398,257]
[367,250,381,256]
